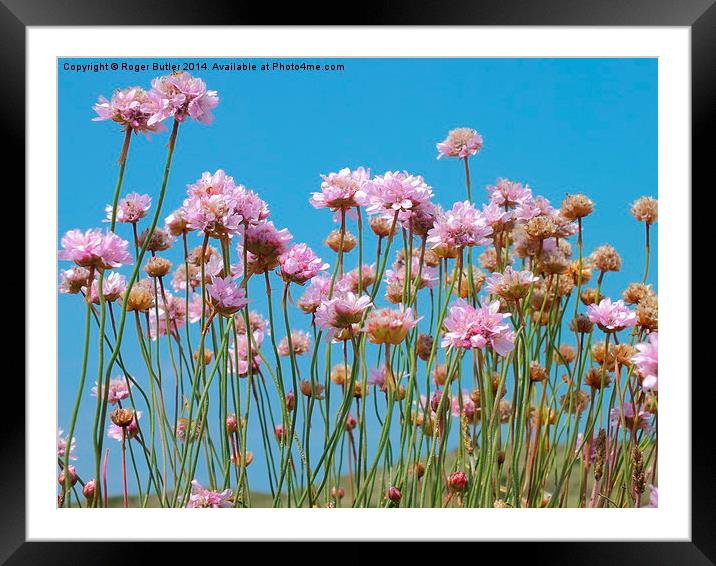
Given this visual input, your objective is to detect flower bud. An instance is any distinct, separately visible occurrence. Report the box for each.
[110,407,135,428]
[144,256,172,278]
[448,471,468,492]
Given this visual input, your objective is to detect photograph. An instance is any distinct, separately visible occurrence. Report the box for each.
[55,56,659,510]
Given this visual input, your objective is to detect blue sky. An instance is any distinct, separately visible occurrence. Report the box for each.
[58,58,657,496]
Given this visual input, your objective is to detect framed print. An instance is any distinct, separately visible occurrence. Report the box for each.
[7,0,709,562]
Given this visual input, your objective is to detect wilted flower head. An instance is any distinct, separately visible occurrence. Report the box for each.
[107,410,142,441]
[630,196,658,224]
[590,244,622,273]
[165,208,191,236]
[186,480,233,508]
[206,276,248,317]
[362,171,433,220]
[310,167,370,212]
[427,200,492,250]
[364,306,420,345]
[485,266,539,301]
[138,227,174,252]
[633,332,658,392]
[560,193,594,221]
[278,243,329,285]
[368,215,397,238]
[93,86,165,134]
[278,330,312,357]
[91,376,131,405]
[59,229,133,270]
[105,192,151,224]
[442,299,515,356]
[436,127,483,159]
[325,229,357,253]
[587,298,637,333]
[145,72,219,126]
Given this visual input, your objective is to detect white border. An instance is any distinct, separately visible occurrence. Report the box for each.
[27,27,691,541]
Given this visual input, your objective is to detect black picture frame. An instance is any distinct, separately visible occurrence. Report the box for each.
[5,1,706,562]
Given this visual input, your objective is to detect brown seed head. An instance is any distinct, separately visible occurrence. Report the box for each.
[590,244,622,273]
[110,407,136,428]
[325,229,357,253]
[561,193,594,221]
[144,256,172,278]
[630,196,658,224]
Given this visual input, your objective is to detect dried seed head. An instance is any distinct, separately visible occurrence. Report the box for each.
[478,248,499,272]
[432,364,448,387]
[561,193,595,221]
[416,333,434,361]
[144,256,172,278]
[188,244,218,266]
[591,341,615,366]
[299,380,325,400]
[555,344,577,365]
[368,215,396,238]
[124,282,154,312]
[530,361,548,383]
[584,367,612,390]
[414,462,426,479]
[422,248,440,268]
[613,343,636,367]
[569,259,592,285]
[139,227,173,252]
[590,244,622,273]
[469,388,481,407]
[450,266,487,298]
[330,364,347,385]
[538,250,570,275]
[636,294,658,331]
[569,314,594,334]
[493,499,509,508]
[110,407,136,428]
[560,389,590,414]
[630,196,658,224]
[622,282,655,305]
[325,229,357,253]
[593,429,607,481]
[524,216,557,241]
[580,287,603,306]
[193,349,213,365]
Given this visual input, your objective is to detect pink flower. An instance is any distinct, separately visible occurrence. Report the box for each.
[315,292,372,330]
[229,331,264,376]
[107,411,142,441]
[343,264,376,293]
[207,276,248,316]
[59,229,133,270]
[481,201,513,227]
[105,192,151,224]
[91,376,131,405]
[86,271,127,303]
[297,274,334,314]
[451,391,477,420]
[610,403,652,432]
[436,127,483,159]
[278,243,329,285]
[401,201,439,237]
[278,330,311,357]
[487,178,533,209]
[633,332,658,392]
[188,293,206,324]
[362,171,433,221]
[186,480,233,508]
[368,366,388,389]
[427,200,493,250]
[514,195,555,221]
[93,87,166,134]
[310,167,370,212]
[144,72,219,126]
[149,293,187,338]
[245,221,293,269]
[587,298,637,333]
[575,433,599,464]
[181,170,246,238]
[364,306,420,345]
[57,429,77,460]
[647,486,658,508]
[442,299,515,356]
[59,267,90,294]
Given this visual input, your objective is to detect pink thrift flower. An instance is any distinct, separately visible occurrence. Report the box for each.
[229,331,264,376]
[144,72,219,126]
[278,330,312,357]
[59,267,90,294]
[481,201,513,227]
[181,170,246,238]
[186,480,233,508]
[485,266,539,301]
[610,403,652,432]
[364,306,420,345]
[149,293,187,338]
[278,243,329,285]
[107,411,142,441]
[242,221,293,272]
[647,486,658,508]
[451,391,477,421]
[59,229,133,270]
[310,167,371,212]
[427,200,493,250]
[362,171,433,221]
[514,195,555,221]
[436,127,483,159]
[401,201,439,237]
[587,298,637,333]
[633,332,658,392]
[315,292,372,330]
[105,192,151,224]
[487,178,533,209]
[297,274,334,314]
[57,429,77,460]
[442,299,515,356]
[207,276,248,317]
[188,293,206,324]
[92,86,166,134]
[86,271,127,303]
[91,376,131,405]
[368,366,388,389]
